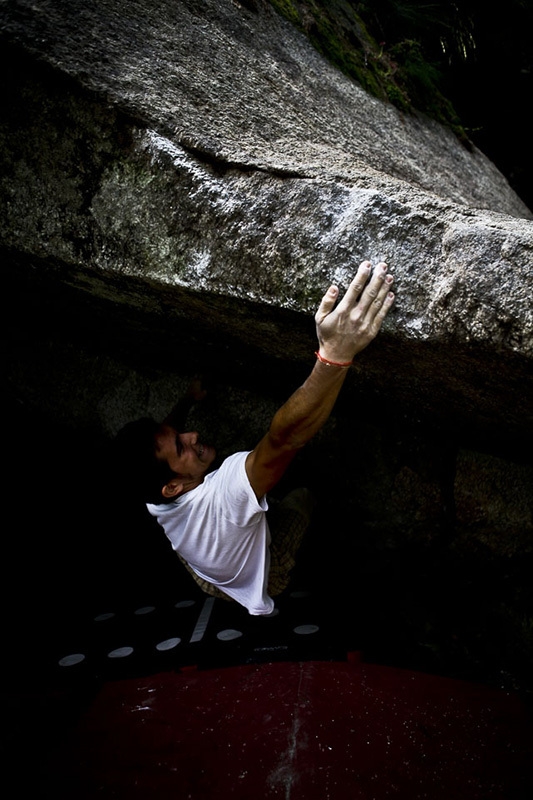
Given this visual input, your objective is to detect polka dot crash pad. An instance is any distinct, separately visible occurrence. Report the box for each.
[45,659,532,799]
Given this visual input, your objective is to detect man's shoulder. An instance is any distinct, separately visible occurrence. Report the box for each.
[213,450,251,474]
[204,451,253,497]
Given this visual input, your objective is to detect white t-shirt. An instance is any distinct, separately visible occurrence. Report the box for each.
[146,451,274,615]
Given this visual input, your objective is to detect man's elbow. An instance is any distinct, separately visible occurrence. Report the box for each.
[267,427,308,453]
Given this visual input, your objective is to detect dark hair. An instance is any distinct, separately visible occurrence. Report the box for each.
[113,418,177,505]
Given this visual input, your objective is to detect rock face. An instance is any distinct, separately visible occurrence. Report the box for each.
[2,0,532,685]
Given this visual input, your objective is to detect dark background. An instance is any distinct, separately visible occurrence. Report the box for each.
[360,0,533,212]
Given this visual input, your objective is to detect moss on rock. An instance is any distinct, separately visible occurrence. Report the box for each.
[268,0,467,139]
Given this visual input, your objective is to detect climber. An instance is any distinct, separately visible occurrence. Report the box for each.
[115,261,395,615]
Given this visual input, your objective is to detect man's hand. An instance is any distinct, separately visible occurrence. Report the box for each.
[184,374,208,404]
[315,261,394,364]
[163,375,208,430]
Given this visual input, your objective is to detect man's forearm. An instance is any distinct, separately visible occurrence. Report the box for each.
[267,360,349,452]
[164,396,195,429]
[164,376,207,429]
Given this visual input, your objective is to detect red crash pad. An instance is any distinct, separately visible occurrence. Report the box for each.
[42,659,532,799]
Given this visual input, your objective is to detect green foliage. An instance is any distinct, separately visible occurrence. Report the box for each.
[387,37,467,140]
[267,0,470,139]
[268,0,301,26]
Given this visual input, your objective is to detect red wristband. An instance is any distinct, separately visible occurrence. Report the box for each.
[315,350,352,368]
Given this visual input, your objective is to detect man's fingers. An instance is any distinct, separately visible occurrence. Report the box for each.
[348,261,392,317]
[335,261,372,313]
[315,260,393,327]
[314,284,339,324]
[366,282,395,330]
[364,269,394,315]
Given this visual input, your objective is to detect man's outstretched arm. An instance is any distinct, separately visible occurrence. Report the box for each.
[245,260,395,499]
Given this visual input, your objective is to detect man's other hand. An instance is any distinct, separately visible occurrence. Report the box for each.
[185,374,208,403]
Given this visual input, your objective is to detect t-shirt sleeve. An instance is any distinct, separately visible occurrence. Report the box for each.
[216,451,268,527]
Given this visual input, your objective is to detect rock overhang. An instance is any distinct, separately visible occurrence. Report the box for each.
[1,0,532,451]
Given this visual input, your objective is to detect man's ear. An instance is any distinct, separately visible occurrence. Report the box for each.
[161,478,184,499]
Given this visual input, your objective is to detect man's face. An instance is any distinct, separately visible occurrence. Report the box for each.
[154,424,216,492]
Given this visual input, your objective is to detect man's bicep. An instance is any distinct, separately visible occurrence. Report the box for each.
[245,435,299,500]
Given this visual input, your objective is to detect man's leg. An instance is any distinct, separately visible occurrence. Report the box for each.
[267,488,315,596]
